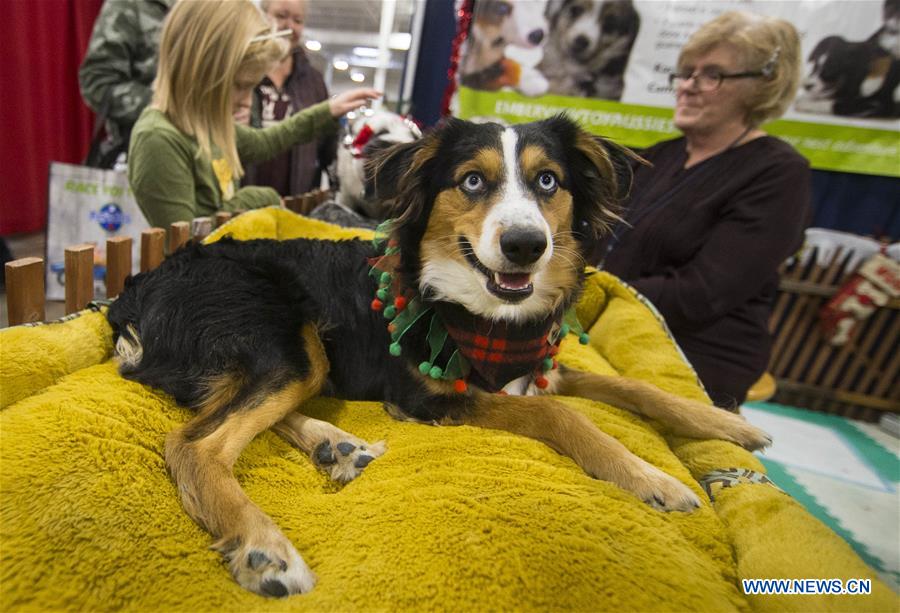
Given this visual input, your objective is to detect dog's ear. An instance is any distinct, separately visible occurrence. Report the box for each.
[545,0,566,26]
[368,130,442,233]
[556,117,643,250]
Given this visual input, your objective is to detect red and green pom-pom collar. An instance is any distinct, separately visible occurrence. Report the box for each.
[368,221,589,393]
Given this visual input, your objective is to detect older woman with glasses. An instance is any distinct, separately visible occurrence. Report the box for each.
[597,11,812,410]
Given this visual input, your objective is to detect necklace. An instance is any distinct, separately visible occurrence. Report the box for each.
[725,125,754,150]
[685,125,754,168]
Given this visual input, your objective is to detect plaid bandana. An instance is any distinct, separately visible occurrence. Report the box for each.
[369,222,582,394]
[433,301,561,393]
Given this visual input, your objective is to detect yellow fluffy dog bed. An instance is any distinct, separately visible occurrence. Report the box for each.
[0,209,892,611]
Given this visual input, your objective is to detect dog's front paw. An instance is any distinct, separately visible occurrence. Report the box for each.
[714,411,773,452]
[313,437,386,483]
[214,526,315,598]
[625,460,701,513]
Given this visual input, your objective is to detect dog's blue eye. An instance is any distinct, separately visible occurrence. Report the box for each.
[537,171,557,192]
[461,172,485,193]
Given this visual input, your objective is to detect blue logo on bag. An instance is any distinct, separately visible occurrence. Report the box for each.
[89,203,129,232]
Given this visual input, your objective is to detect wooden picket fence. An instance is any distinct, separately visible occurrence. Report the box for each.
[5,214,898,420]
[4,190,331,327]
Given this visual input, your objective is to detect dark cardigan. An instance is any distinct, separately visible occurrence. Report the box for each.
[244,49,336,196]
[599,135,812,408]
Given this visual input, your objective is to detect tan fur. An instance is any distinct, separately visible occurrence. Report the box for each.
[519,145,565,183]
[460,390,701,511]
[197,372,248,419]
[163,324,329,594]
[553,369,772,450]
[420,188,491,270]
[454,148,505,184]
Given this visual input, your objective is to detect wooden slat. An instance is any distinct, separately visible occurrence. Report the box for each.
[214,211,232,228]
[837,310,888,389]
[5,257,45,325]
[785,309,825,382]
[775,379,900,412]
[141,228,165,272]
[284,196,302,214]
[772,249,848,374]
[769,262,804,334]
[168,221,191,253]
[872,325,900,398]
[65,244,94,315]
[191,217,212,242]
[301,194,317,214]
[105,236,132,299]
[771,259,823,371]
[856,312,897,394]
[779,278,900,309]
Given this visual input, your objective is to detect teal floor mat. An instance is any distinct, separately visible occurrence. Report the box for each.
[743,401,900,592]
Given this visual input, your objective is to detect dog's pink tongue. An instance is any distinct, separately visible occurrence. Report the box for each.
[497,273,531,290]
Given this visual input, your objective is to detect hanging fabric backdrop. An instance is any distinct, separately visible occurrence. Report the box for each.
[0,0,103,236]
[455,0,900,178]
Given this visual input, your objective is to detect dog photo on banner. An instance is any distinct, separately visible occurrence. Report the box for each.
[454,0,900,179]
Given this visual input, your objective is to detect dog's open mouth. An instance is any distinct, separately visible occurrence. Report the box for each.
[459,238,534,303]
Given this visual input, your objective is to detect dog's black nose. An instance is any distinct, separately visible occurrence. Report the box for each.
[528,29,544,45]
[571,35,590,54]
[500,228,547,266]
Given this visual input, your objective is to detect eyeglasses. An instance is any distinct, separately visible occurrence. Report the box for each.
[668,69,765,92]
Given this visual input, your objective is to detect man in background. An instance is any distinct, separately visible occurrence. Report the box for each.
[79,0,175,168]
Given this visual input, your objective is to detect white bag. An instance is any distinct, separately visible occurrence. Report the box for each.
[46,162,150,300]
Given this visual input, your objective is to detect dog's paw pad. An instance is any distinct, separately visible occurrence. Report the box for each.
[354,454,374,469]
[261,579,288,598]
[315,437,386,483]
[218,529,316,598]
[248,550,272,570]
[314,441,336,466]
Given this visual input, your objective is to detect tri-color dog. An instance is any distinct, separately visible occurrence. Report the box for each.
[108,116,771,598]
[540,0,641,99]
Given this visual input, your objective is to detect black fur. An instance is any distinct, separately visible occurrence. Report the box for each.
[108,238,458,426]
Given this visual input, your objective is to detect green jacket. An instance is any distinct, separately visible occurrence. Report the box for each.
[79,0,175,162]
[128,101,336,228]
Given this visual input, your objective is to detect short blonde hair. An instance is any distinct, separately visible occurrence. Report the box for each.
[153,0,287,178]
[679,11,801,126]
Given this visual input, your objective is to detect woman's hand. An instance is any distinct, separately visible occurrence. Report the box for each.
[329,88,382,117]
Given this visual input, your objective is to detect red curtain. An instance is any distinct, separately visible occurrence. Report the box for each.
[0,0,103,236]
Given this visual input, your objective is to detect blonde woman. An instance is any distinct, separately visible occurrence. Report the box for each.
[598,11,812,409]
[128,0,378,228]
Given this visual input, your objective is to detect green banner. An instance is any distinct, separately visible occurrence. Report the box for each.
[457,87,900,178]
